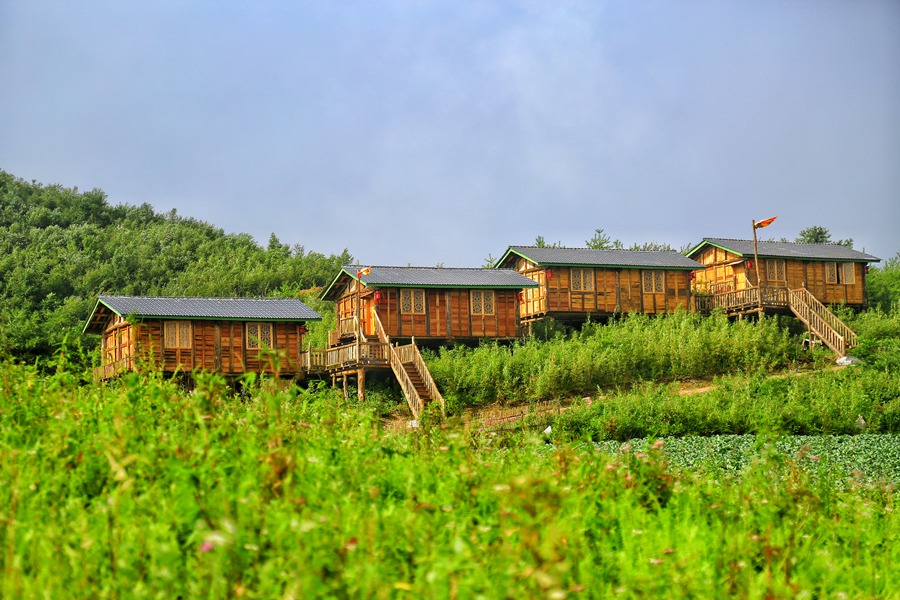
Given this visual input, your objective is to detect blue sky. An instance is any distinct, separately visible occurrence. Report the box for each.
[2,1,898,266]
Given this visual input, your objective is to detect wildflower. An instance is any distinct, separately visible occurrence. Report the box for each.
[649,557,664,565]
[652,440,665,450]
[200,541,215,553]
[809,455,821,462]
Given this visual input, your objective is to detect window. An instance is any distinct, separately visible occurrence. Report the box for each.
[471,290,495,315]
[246,322,274,349]
[164,321,192,349]
[826,262,855,285]
[400,289,426,314]
[642,271,665,293]
[570,268,594,291]
[766,259,786,282]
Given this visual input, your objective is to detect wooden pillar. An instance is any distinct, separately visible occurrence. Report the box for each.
[342,374,349,399]
[357,368,366,400]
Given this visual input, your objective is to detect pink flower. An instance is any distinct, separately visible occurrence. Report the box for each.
[200,541,215,553]
[809,455,821,462]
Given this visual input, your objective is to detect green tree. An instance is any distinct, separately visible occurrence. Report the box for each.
[796,226,853,248]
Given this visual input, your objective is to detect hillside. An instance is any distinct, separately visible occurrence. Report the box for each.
[0,170,352,362]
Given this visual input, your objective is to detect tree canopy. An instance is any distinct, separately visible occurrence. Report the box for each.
[0,170,352,363]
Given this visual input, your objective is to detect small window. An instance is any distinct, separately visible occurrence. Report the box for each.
[766,259,786,282]
[827,262,855,285]
[642,271,665,293]
[471,290,495,315]
[164,321,192,349]
[400,289,426,314]
[570,268,594,291]
[246,322,274,349]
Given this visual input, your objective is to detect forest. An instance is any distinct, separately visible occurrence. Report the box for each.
[0,170,351,363]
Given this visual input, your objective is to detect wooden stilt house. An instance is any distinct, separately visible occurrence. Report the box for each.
[83,295,322,380]
[687,238,880,356]
[495,246,703,324]
[306,266,539,419]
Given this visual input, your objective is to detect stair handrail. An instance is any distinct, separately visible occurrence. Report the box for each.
[407,342,446,417]
[353,315,368,343]
[372,311,423,419]
[788,289,847,357]
[791,288,856,348]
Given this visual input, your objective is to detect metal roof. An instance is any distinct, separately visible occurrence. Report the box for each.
[84,295,321,334]
[499,246,703,270]
[690,238,880,262]
[323,265,538,299]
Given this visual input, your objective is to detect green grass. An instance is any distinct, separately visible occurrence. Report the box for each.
[425,310,810,409]
[1,362,898,598]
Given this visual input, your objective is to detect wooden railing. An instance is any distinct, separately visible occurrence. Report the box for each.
[324,341,388,369]
[373,311,425,419]
[373,312,445,418]
[695,286,790,314]
[788,288,856,357]
[399,342,446,417]
[93,360,130,381]
[301,349,327,372]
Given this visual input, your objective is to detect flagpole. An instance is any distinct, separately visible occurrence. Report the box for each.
[752,219,763,315]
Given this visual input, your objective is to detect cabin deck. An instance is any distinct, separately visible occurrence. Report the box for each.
[694,284,790,316]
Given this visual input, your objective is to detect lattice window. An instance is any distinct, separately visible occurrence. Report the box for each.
[842,262,855,285]
[246,322,274,349]
[164,321,192,349]
[766,259,786,282]
[570,267,594,291]
[471,290,495,315]
[826,262,839,284]
[400,289,426,314]
[642,271,665,293]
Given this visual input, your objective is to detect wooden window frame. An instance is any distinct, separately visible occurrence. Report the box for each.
[642,271,665,294]
[570,267,594,292]
[246,322,275,350]
[766,259,786,282]
[470,290,495,316]
[164,320,192,349]
[400,289,426,315]
[826,262,856,285]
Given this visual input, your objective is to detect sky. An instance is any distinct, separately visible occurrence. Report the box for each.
[2,1,898,267]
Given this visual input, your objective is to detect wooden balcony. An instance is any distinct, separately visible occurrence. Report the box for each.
[695,286,789,315]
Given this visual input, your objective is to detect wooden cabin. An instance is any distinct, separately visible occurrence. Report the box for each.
[495,246,704,324]
[687,238,880,312]
[83,295,322,380]
[321,265,539,345]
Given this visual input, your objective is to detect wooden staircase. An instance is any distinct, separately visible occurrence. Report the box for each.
[787,288,858,358]
[373,312,445,420]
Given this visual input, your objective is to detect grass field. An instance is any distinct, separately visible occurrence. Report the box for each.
[2,350,898,598]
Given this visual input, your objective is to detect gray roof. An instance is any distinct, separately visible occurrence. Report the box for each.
[500,246,703,270]
[332,265,539,291]
[95,295,321,321]
[692,238,880,262]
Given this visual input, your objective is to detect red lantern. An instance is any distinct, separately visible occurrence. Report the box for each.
[745,260,753,270]
[374,290,384,303]
[516,292,524,303]
[299,325,308,335]
[689,272,696,281]
[546,268,553,280]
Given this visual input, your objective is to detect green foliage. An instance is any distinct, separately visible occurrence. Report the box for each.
[867,253,900,313]
[0,170,350,364]
[554,367,900,441]
[426,311,804,407]
[0,363,897,597]
[796,225,853,248]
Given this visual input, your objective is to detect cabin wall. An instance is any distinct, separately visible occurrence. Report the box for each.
[369,288,521,340]
[101,319,307,377]
[506,257,691,319]
[692,246,867,307]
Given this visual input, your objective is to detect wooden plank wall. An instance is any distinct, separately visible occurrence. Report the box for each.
[115,320,305,376]
[513,257,691,319]
[694,247,866,306]
[369,288,520,340]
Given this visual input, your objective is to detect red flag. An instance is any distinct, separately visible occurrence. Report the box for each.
[357,267,371,278]
[754,216,777,229]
